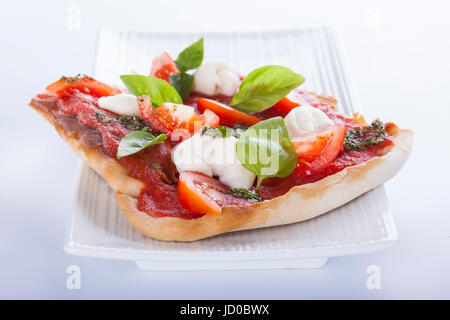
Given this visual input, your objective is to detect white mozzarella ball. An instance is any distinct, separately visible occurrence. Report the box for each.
[203,136,256,189]
[172,133,256,189]
[160,103,197,125]
[97,93,141,117]
[284,105,333,137]
[171,133,213,177]
[193,61,240,96]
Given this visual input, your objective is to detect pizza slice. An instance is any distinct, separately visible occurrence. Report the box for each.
[29,39,413,241]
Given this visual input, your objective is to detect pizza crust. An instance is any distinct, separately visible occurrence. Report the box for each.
[29,101,413,242]
[29,102,144,197]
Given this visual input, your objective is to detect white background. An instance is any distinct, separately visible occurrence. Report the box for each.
[0,0,449,299]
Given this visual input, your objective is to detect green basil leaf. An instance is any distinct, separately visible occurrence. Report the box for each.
[117,131,167,159]
[236,117,297,188]
[230,65,305,113]
[169,72,194,101]
[120,75,182,107]
[175,38,204,73]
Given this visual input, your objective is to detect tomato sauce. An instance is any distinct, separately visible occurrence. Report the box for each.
[36,89,391,219]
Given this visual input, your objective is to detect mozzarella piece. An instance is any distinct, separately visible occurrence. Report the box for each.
[203,136,256,189]
[98,93,141,117]
[161,102,196,125]
[284,105,333,137]
[171,133,213,177]
[193,61,240,96]
[172,133,256,189]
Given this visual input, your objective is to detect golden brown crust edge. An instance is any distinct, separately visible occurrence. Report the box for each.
[30,101,413,242]
[115,127,413,241]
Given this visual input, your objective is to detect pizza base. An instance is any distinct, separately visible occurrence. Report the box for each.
[29,101,413,242]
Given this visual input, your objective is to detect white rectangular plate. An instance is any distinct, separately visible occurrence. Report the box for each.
[64,26,398,270]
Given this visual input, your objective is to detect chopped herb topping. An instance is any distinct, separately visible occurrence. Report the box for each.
[344,119,388,151]
[60,74,92,83]
[200,126,233,138]
[233,123,248,138]
[95,111,109,123]
[200,124,247,139]
[227,188,262,202]
[200,126,220,137]
[116,115,155,133]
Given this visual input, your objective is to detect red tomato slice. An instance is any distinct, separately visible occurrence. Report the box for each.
[46,77,121,98]
[272,91,308,113]
[197,98,260,127]
[292,125,345,175]
[150,52,179,82]
[178,171,228,215]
